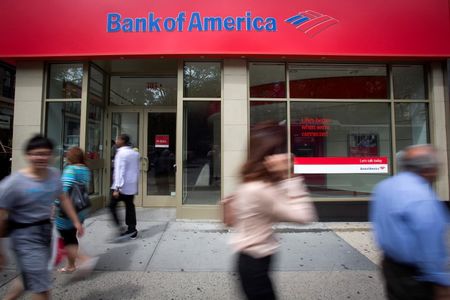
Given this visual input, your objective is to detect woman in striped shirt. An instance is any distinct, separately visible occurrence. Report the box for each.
[56,147,95,273]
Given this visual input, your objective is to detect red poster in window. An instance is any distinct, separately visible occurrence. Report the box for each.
[155,135,169,148]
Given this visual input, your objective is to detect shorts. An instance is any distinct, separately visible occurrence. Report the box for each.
[57,228,78,246]
[10,223,52,293]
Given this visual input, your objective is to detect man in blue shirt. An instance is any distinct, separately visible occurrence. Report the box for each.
[371,144,450,299]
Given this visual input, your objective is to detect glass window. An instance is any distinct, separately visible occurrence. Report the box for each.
[290,102,391,197]
[249,63,286,98]
[0,106,13,180]
[0,65,15,99]
[87,103,103,159]
[89,66,105,104]
[183,101,221,204]
[45,102,81,169]
[47,64,83,99]
[110,76,177,106]
[250,101,287,152]
[395,103,429,151]
[393,65,427,99]
[147,112,176,196]
[183,62,221,98]
[289,64,388,99]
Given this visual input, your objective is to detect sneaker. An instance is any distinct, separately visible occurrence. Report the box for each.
[130,230,138,239]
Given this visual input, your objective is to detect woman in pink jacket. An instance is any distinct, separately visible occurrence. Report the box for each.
[231,122,317,300]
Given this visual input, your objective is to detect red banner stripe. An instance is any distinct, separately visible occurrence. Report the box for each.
[294,157,388,165]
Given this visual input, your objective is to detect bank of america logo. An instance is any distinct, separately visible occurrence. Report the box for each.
[285,10,338,37]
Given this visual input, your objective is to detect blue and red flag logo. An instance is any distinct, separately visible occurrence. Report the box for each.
[285,10,338,37]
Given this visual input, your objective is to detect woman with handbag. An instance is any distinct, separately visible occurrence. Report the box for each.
[230,122,318,300]
[55,147,97,274]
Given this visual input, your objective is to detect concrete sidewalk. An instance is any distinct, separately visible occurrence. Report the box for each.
[0,208,385,299]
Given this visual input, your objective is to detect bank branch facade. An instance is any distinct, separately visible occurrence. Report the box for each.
[1,0,449,219]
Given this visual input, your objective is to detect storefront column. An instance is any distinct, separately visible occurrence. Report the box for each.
[223,59,248,196]
[430,62,449,201]
[11,61,45,171]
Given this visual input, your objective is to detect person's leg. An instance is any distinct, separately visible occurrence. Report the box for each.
[382,256,433,300]
[237,252,276,300]
[109,193,121,228]
[30,291,50,300]
[123,194,137,232]
[3,278,24,300]
[57,228,78,272]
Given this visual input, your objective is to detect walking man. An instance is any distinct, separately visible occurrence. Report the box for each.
[110,133,140,240]
[371,144,450,299]
[0,135,84,300]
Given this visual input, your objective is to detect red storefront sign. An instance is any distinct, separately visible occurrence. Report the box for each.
[155,135,169,148]
[0,0,449,59]
[294,157,389,174]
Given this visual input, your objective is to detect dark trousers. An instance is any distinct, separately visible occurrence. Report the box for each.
[382,256,434,300]
[237,252,276,300]
[109,193,137,232]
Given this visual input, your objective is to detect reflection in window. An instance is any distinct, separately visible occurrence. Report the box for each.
[183,101,221,204]
[45,102,81,169]
[0,107,13,180]
[110,76,177,106]
[147,113,176,196]
[290,102,391,197]
[249,63,286,98]
[183,62,221,98]
[250,101,287,153]
[0,65,15,99]
[393,65,427,99]
[89,66,105,104]
[47,64,83,99]
[87,103,103,159]
[395,103,429,151]
[289,64,388,99]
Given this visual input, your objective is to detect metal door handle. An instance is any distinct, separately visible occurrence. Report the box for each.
[141,157,149,172]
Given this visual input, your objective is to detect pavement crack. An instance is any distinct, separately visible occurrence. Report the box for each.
[143,221,169,272]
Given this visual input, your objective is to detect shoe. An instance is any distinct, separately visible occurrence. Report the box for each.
[130,230,138,239]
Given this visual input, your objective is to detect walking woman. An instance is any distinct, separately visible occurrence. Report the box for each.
[231,122,317,300]
[56,147,96,273]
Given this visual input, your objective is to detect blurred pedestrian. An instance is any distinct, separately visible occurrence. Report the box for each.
[230,122,317,300]
[110,134,140,240]
[0,134,84,300]
[371,144,450,300]
[55,147,97,274]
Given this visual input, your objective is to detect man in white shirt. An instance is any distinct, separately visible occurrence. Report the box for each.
[110,134,140,240]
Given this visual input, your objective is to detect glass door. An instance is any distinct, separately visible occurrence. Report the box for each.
[110,110,143,206]
[143,110,177,206]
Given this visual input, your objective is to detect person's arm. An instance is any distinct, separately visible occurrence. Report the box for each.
[409,198,450,287]
[0,209,8,270]
[269,176,318,224]
[58,193,84,237]
[112,152,126,197]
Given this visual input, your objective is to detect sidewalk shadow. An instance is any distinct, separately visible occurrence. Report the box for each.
[137,223,166,240]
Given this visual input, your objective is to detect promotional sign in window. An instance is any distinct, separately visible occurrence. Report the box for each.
[155,135,169,148]
[294,157,389,174]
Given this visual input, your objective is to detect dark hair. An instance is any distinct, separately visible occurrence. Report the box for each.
[66,147,86,165]
[118,134,131,146]
[24,134,54,153]
[240,121,287,183]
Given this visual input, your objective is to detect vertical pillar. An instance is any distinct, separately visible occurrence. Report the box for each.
[223,59,248,196]
[430,62,449,200]
[11,61,45,171]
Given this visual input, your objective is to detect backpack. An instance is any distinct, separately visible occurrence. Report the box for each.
[59,181,91,218]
